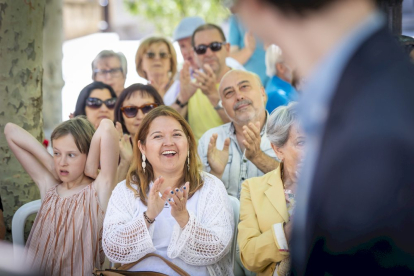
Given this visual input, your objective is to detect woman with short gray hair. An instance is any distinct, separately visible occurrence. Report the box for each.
[92,50,128,96]
[238,102,305,276]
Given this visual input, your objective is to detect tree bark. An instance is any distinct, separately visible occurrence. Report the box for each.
[43,0,64,137]
[0,0,45,241]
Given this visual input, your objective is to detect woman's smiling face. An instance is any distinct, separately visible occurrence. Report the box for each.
[138,116,188,176]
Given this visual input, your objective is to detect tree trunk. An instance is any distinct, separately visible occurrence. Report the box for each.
[43,0,64,138]
[0,0,45,241]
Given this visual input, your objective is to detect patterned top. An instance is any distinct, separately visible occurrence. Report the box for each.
[25,182,105,276]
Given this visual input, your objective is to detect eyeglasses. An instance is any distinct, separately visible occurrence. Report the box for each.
[145,52,171,60]
[120,103,159,118]
[94,67,123,78]
[86,97,117,109]
[194,42,225,55]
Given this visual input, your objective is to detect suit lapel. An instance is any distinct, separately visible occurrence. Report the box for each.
[264,167,289,223]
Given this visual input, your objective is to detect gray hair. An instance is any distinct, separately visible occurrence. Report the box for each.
[265,44,284,77]
[91,50,128,79]
[267,102,298,147]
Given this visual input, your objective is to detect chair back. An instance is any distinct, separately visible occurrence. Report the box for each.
[12,199,41,258]
[228,196,241,272]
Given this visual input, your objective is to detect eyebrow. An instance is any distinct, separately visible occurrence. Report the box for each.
[173,129,184,132]
[237,80,250,86]
[150,131,162,136]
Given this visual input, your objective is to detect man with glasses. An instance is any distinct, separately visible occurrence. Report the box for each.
[92,50,127,96]
[172,23,232,142]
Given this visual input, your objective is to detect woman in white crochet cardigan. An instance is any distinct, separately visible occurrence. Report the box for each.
[102,106,234,276]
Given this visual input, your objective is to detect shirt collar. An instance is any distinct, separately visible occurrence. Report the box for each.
[299,11,385,134]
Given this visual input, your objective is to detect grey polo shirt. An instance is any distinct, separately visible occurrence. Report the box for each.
[198,114,278,198]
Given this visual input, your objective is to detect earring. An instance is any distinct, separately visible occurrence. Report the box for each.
[187,150,190,171]
[142,154,146,173]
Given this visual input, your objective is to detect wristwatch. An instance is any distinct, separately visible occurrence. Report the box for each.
[214,100,223,110]
[175,98,188,108]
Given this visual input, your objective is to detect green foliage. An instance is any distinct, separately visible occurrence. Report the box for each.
[124,0,230,37]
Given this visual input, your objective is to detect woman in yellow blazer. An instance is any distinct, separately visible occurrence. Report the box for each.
[238,103,305,276]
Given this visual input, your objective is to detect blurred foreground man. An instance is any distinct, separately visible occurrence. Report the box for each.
[234,0,414,275]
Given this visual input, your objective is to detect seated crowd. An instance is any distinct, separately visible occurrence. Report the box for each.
[3,18,303,276]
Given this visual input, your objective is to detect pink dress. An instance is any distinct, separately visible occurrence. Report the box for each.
[25,182,105,276]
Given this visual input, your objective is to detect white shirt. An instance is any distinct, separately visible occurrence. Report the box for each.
[130,190,208,275]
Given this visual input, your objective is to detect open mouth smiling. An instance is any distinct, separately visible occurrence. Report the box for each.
[162,150,177,157]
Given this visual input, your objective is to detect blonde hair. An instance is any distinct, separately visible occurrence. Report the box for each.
[125,106,203,205]
[51,116,95,154]
[135,37,178,80]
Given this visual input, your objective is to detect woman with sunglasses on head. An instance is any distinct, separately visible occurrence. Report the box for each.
[4,116,119,275]
[135,37,180,106]
[74,81,117,128]
[113,83,164,182]
[102,106,234,275]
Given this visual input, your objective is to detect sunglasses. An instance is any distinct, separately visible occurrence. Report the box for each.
[86,97,117,109]
[120,103,159,118]
[194,42,224,55]
[145,52,171,60]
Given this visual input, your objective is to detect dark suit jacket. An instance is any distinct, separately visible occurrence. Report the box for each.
[291,27,414,275]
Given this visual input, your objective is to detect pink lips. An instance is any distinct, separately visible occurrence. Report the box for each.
[60,170,69,176]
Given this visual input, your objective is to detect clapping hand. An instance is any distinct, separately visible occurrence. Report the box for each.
[244,32,256,53]
[242,122,262,161]
[168,182,190,228]
[146,177,171,221]
[178,61,198,103]
[115,122,133,164]
[207,133,230,179]
[194,64,218,97]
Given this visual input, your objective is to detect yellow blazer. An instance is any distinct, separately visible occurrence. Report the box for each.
[238,166,290,276]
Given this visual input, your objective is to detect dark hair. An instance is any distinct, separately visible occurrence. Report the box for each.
[51,116,95,154]
[259,0,345,15]
[191,23,226,47]
[74,81,117,117]
[114,84,165,134]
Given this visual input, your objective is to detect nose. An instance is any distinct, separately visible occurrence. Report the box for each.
[59,155,68,166]
[136,109,145,119]
[99,104,109,112]
[163,136,174,146]
[235,90,244,101]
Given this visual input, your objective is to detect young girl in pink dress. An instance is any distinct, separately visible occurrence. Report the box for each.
[5,116,119,276]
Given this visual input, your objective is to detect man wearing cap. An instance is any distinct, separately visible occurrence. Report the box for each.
[173,16,206,71]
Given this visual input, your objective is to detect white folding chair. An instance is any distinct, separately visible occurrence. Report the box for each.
[228,195,244,275]
[12,199,41,259]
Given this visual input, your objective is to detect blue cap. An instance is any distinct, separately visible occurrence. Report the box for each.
[173,16,206,41]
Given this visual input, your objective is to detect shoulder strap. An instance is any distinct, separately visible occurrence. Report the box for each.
[117,253,190,276]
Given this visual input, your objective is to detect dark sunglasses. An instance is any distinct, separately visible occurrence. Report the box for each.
[86,97,117,109]
[145,52,171,59]
[120,103,159,118]
[194,42,225,55]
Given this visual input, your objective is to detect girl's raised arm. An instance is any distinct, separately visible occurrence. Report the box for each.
[4,123,60,199]
[85,119,119,210]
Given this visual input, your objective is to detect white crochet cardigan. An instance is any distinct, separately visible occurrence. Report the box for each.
[102,172,234,276]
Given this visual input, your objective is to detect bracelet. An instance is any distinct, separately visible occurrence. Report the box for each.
[143,211,155,224]
[175,98,188,108]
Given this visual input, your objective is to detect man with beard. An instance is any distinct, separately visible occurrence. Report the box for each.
[198,70,279,199]
[232,0,414,275]
[171,24,232,141]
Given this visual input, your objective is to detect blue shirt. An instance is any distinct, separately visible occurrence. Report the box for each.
[228,15,269,86]
[265,75,299,113]
[293,11,385,259]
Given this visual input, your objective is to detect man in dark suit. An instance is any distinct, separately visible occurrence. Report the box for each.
[233,0,414,274]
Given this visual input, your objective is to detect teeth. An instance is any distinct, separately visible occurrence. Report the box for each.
[162,151,176,155]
